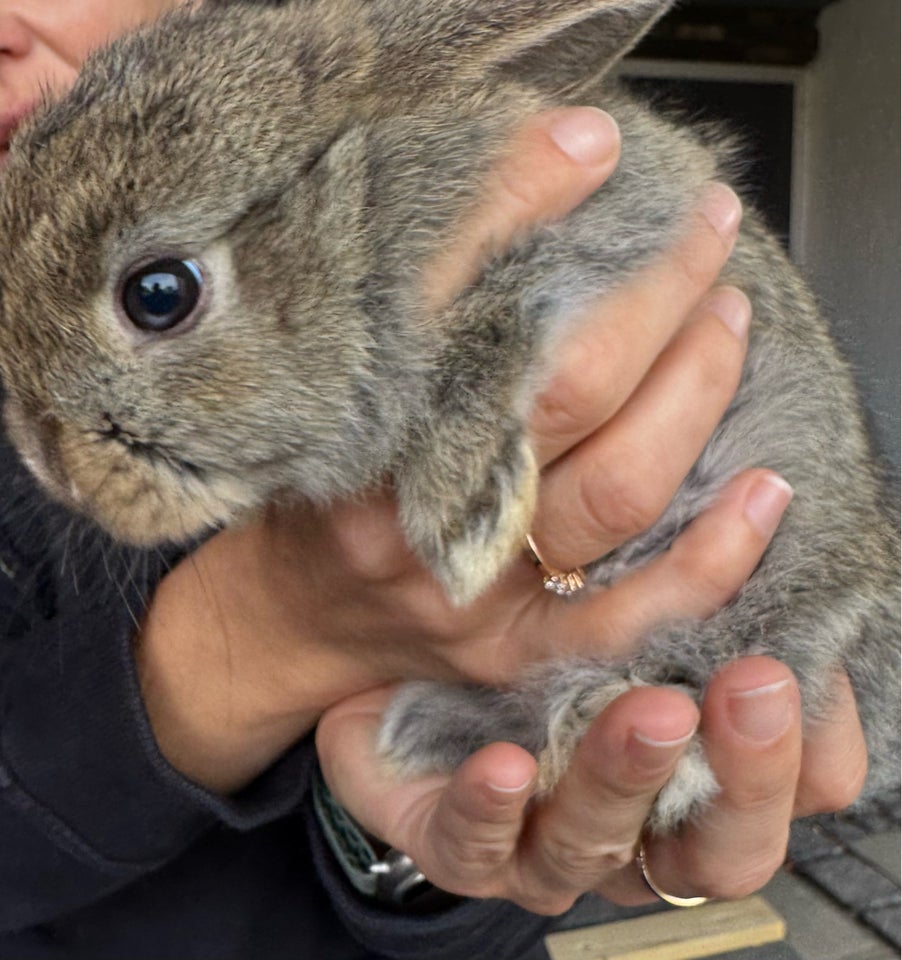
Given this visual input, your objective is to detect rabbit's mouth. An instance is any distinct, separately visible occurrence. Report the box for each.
[4,397,256,546]
[97,415,206,482]
[77,415,258,545]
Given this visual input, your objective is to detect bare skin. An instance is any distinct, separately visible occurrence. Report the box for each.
[0,1,868,915]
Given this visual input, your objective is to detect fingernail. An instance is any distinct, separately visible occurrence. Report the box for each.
[630,728,696,772]
[744,474,794,538]
[728,679,794,743]
[486,775,534,796]
[549,108,619,166]
[704,285,752,339]
[699,182,742,240]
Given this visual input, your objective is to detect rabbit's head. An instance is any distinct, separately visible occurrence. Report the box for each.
[0,0,670,547]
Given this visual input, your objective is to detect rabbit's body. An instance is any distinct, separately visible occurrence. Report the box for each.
[0,0,897,831]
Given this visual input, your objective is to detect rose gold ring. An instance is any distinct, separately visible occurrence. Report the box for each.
[637,842,709,908]
[524,534,587,598]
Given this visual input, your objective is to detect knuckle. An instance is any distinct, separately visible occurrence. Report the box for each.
[728,779,793,814]
[541,836,635,887]
[541,839,594,881]
[328,512,410,582]
[583,460,664,544]
[669,533,744,600]
[448,836,513,875]
[803,750,868,814]
[532,362,600,445]
[677,824,788,901]
[596,842,637,872]
[670,240,720,295]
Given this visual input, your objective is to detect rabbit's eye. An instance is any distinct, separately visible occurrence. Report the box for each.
[122,259,203,333]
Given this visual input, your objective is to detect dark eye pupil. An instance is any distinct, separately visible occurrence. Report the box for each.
[122,258,202,332]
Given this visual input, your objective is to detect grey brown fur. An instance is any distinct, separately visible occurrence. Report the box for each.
[0,0,897,831]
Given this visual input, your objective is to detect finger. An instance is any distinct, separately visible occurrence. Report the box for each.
[512,686,699,913]
[423,107,620,311]
[530,181,743,466]
[647,657,803,902]
[794,669,868,817]
[415,742,537,897]
[534,285,751,567]
[316,687,450,842]
[521,470,792,663]
[316,688,538,896]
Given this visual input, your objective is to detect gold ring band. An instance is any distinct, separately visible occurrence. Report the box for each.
[637,843,709,908]
[524,534,587,597]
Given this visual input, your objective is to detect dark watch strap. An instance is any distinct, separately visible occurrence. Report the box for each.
[312,770,461,912]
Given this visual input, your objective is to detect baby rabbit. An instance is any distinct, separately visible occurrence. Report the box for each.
[0,0,897,832]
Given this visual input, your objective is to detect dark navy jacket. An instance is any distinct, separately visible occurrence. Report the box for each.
[0,428,555,959]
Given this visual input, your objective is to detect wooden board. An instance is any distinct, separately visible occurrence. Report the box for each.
[545,895,786,960]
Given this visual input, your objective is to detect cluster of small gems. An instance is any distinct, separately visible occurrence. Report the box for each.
[525,534,588,598]
[542,569,586,597]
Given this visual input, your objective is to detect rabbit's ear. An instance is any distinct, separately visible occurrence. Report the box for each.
[496,3,669,96]
[374,0,671,94]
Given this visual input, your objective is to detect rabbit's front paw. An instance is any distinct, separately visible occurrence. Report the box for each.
[399,434,539,606]
[378,681,542,779]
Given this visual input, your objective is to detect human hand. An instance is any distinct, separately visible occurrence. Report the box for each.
[316,659,866,913]
[310,109,865,911]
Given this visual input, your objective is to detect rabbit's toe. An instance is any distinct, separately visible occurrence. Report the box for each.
[533,671,635,793]
[646,738,720,834]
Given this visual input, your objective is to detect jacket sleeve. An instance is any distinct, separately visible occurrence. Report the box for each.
[0,440,557,957]
[0,447,313,933]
